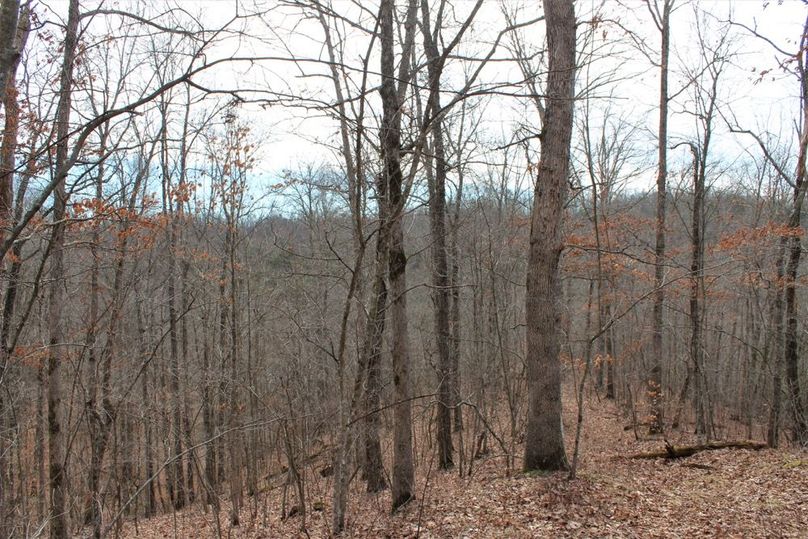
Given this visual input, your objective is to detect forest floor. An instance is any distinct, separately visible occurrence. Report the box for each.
[123,390,808,538]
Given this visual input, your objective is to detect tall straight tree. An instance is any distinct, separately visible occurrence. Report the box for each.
[48,0,80,536]
[682,16,731,440]
[0,5,27,536]
[420,0,454,471]
[782,13,808,445]
[523,0,575,472]
[647,0,674,434]
[379,0,418,510]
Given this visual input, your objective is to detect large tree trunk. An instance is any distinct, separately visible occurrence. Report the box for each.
[0,2,26,253]
[523,0,575,473]
[47,1,80,536]
[783,230,807,444]
[0,0,21,108]
[766,243,786,447]
[380,0,417,511]
[0,10,28,535]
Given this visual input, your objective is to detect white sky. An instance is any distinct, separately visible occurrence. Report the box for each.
[34,0,808,193]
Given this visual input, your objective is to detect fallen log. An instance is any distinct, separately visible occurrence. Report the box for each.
[628,440,767,460]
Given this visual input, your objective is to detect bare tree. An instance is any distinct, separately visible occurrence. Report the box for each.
[523,0,575,472]
[420,0,454,472]
[647,0,675,435]
[46,1,79,536]
[727,11,808,446]
[0,4,28,536]
[380,0,418,510]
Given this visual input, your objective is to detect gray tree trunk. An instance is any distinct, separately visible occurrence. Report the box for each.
[0,0,21,109]
[523,0,575,473]
[379,0,417,510]
[420,0,453,470]
[649,0,673,435]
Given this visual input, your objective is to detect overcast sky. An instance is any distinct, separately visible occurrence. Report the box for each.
[38,0,808,195]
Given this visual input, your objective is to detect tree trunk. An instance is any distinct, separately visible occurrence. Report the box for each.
[0,0,21,108]
[523,0,575,473]
[688,145,707,439]
[361,251,389,493]
[47,1,80,536]
[766,243,785,448]
[85,128,116,539]
[649,0,673,435]
[420,0,453,470]
[449,176,464,431]
[380,0,417,510]
[783,24,808,445]
[0,10,28,535]
[159,101,187,512]
[136,295,156,518]
[201,308,218,509]
[227,222,243,526]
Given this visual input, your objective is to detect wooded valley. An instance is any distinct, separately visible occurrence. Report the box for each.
[0,0,806,537]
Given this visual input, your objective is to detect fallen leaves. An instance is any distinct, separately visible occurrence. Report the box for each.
[120,393,808,538]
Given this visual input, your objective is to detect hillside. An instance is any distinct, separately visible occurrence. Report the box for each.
[122,391,808,538]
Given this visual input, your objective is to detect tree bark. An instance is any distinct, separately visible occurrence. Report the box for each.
[0,0,21,110]
[688,145,707,439]
[783,19,808,445]
[420,0,453,470]
[361,238,389,493]
[380,0,418,510]
[159,97,189,512]
[766,243,786,447]
[649,0,673,435]
[47,2,80,536]
[0,11,27,534]
[523,0,575,473]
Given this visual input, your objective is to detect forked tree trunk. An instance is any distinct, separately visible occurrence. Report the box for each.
[523,0,575,473]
